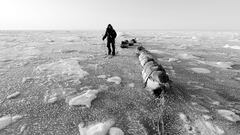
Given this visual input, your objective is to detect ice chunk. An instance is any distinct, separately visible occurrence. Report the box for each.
[0,115,23,130]
[206,62,232,69]
[202,115,212,120]
[68,90,99,107]
[178,53,198,60]
[228,39,240,42]
[149,50,165,54]
[192,36,197,40]
[107,76,122,84]
[7,91,20,99]
[191,68,211,74]
[224,44,240,50]
[109,127,124,135]
[78,120,115,135]
[204,121,224,134]
[168,58,178,62]
[97,75,107,79]
[128,83,135,88]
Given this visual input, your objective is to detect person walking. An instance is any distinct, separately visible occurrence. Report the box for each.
[102,24,117,56]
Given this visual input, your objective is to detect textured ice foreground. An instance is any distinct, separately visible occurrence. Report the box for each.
[1,31,240,135]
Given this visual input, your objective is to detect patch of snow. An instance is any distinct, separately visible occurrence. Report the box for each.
[36,59,89,82]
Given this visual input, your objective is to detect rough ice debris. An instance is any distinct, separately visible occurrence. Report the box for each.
[68,90,99,107]
[109,127,124,135]
[107,76,122,84]
[78,120,115,135]
[7,91,20,99]
[217,109,240,122]
[191,68,211,74]
[0,115,23,130]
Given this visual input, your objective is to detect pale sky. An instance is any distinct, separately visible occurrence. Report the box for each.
[0,0,239,30]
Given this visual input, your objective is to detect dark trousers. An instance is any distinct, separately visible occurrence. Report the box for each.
[107,40,115,55]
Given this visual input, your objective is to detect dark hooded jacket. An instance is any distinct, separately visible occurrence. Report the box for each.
[102,26,117,42]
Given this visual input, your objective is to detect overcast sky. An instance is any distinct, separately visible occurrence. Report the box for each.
[0,0,239,30]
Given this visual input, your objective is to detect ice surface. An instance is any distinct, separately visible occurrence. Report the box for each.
[1,31,240,134]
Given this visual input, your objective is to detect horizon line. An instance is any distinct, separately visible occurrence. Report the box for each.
[0,29,240,32]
